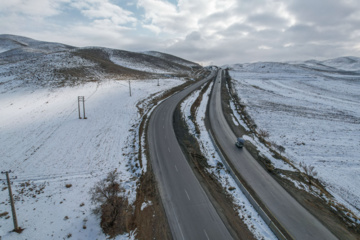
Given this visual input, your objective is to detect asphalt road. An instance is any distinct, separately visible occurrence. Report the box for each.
[208,70,337,240]
[147,69,233,240]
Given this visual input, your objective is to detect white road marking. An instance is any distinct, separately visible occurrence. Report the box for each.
[168,147,170,153]
[204,229,210,240]
[174,165,178,172]
[184,189,190,200]
[172,205,185,240]
[163,125,164,129]
[178,221,185,240]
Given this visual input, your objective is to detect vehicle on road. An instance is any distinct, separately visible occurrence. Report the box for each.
[235,137,245,148]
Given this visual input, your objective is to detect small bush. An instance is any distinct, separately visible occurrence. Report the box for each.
[258,129,270,138]
[90,170,133,238]
[65,184,72,188]
[300,162,318,185]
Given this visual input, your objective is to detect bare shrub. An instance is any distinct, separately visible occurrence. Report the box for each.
[277,145,285,155]
[300,162,318,185]
[65,184,72,188]
[216,162,224,170]
[258,129,270,139]
[270,141,278,149]
[0,212,9,217]
[90,170,132,238]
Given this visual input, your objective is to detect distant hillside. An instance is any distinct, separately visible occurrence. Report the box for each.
[0,34,201,88]
[225,56,360,77]
[303,56,360,72]
[142,51,199,68]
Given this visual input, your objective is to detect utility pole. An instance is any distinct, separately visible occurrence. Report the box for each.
[78,96,87,119]
[1,170,20,232]
[157,78,159,86]
[129,80,132,97]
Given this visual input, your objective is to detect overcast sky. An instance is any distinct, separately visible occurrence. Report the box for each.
[1,0,360,65]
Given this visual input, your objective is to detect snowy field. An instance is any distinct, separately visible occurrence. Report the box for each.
[0,78,184,239]
[228,58,360,218]
[181,83,276,239]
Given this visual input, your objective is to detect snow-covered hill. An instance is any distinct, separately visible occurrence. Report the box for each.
[0,34,200,89]
[0,34,74,55]
[305,56,360,72]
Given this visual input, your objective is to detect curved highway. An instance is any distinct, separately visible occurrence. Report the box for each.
[147,70,233,240]
[208,70,337,240]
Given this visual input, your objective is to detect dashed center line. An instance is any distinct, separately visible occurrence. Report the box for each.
[174,165,179,172]
[168,147,170,153]
[204,229,210,240]
[184,189,190,200]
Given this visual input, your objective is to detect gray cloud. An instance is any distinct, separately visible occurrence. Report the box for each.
[185,31,203,41]
[0,0,360,65]
[247,12,288,28]
[287,0,357,25]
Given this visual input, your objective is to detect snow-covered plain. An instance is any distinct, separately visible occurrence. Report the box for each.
[228,57,360,218]
[181,83,276,239]
[0,78,185,239]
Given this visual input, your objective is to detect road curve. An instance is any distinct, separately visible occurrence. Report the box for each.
[147,70,233,240]
[208,70,337,240]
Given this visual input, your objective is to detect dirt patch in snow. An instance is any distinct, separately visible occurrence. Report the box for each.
[131,165,172,239]
[73,49,156,79]
[221,69,360,239]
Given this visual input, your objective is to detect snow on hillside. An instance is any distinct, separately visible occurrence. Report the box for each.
[0,35,73,60]
[317,57,360,72]
[0,38,25,54]
[109,50,170,73]
[0,35,199,89]
[0,78,185,239]
[228,61,360,217]
[142,51,199,68]
[106,49,191,74]
[0,51,97,89]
